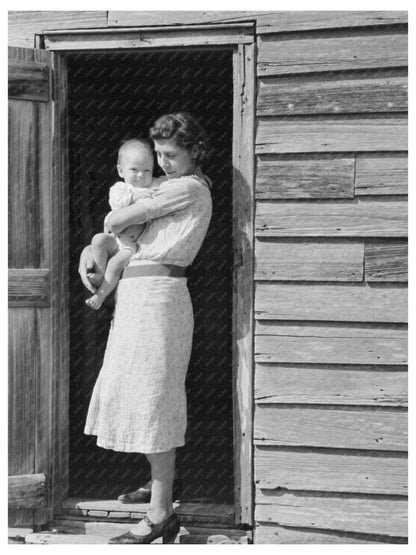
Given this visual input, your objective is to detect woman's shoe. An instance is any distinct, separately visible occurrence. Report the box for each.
[117,486,151,504]
[118,476,182,504]
[108,512,180,544]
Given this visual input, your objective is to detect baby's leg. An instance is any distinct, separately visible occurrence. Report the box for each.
[86,248,133,310]
[88,233,118,287]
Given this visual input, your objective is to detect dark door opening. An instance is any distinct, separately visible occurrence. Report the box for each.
[67,49,234,505]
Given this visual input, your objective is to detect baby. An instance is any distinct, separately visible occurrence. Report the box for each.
[85,139,164,310]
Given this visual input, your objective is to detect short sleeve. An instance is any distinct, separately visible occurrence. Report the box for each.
[137,178,197,221]
[109,182,134,210]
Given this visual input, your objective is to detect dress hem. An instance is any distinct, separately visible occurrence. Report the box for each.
[84,429,185,454]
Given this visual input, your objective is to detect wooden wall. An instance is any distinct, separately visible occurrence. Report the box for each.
[8,10,408,542]
[252,16,408,544]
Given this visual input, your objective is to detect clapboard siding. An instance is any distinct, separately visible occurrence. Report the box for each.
[365,240,408,282]
[254,239,364,281]
[255,283,407,323]
[256,115,408,154]
[255,493,407,537]
[257,70,408,116]
[254,364,407,406]
[257,29,408,76]
[255,322,408,365]
[256,155,355,199]
[8,11,107,47]
[108,11,407,34]
[255,200,407,237]
[254,405,407,451]
[356,153,408,195]
[254,447,407,494]
[254,524,404,544]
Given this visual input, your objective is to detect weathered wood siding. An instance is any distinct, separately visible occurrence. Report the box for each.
[8,10,408,542]
[253,15,408,544]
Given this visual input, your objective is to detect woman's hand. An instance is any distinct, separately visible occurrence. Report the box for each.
[78,245,97,293]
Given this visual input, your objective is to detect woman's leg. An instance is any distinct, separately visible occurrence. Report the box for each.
[129,448,176,534]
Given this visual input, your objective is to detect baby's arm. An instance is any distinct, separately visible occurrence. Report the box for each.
[85,246,134,310]
[109,181,135,210]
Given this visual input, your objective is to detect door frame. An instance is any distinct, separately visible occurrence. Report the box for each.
[41,23,256,527]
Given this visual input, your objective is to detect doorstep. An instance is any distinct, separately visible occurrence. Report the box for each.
[10,498,252,544]
[24,520,251,544]
[59,497,237,528]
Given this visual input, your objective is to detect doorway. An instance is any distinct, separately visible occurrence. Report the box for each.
[67,49,235,504]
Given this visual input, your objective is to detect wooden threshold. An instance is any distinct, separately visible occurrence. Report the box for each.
[14,497,252,544]
[59,498,238,528]
[22,520,252,544]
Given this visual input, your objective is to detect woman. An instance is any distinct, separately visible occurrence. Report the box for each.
[78,112,212,544]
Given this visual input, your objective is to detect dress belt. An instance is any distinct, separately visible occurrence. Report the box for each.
[122,264,187,279]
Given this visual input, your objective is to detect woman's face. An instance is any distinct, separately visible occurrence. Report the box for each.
[153,139,197,179]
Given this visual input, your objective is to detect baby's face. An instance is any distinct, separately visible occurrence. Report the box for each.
[117,147,154,188]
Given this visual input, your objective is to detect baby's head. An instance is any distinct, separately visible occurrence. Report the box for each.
[117,139,154,188]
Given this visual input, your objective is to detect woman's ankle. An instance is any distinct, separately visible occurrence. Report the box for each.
[147,507,174,523]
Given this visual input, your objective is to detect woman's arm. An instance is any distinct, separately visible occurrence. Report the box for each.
[108,177,202,233]
[107,202,147,234]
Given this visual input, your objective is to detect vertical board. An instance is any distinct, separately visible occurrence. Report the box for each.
[232,41,255,526]
[8,46,53,526]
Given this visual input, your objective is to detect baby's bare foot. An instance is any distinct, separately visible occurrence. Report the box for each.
[85,295,103,310]
[87,272,104,287]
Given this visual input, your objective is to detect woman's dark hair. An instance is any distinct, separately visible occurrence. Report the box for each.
[149,112,209,166]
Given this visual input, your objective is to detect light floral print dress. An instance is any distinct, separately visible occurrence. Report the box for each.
[84,175,212,453]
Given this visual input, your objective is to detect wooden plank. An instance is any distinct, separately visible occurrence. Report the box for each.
[254,406,408,451]
[254,523,402,544]
[8,269,50,307]
[254,364,408,407]
[254,447,407,494]
[255,283,408,323]
[25,523,251,544]
[8,102,41,268]
[43,27,253,50]
[256,155,355,199]
[257,30,408,76]
[32,47,53,527]
[8,474,47,509]
[257,71,408,116]
[255,322,408,365]
[8,11,107,48]
[60,499,234,526]
[255,200,408,237]
[8,527,34,544]
[108,11,259,27]
[108,11,407,34]
[365,241,408,282]
[8,61,49,102]
[254,239,363,281]
[257,70,408,116]
[50,53,70,518]
[8,45,51,529]
[8,309,38,473]
[255,493,407,537]
[356,153,408,196]
[232,43,255,526]
[47,519,251,544]
[256,115,408,154]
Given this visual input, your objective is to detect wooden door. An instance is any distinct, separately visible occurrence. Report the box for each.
[8,46,69,526]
